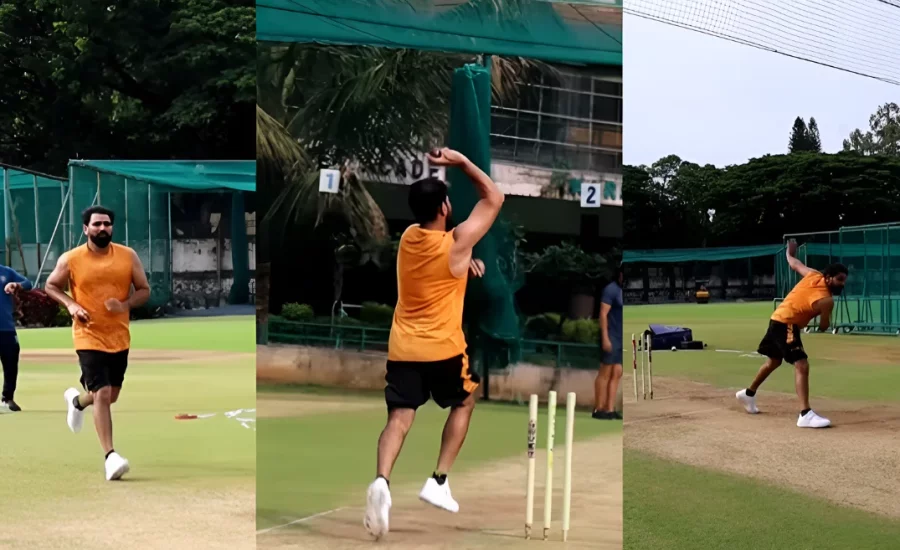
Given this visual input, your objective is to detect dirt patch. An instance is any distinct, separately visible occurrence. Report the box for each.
[258,435,622,549]
[257,395,381,418]
[624,374,900,519]
[7,483,254,550]
[21,348,254,364]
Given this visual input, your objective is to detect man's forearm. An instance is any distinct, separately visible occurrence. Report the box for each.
[45,284,75,308]
[461,159,504,204]
[127,288,150,309]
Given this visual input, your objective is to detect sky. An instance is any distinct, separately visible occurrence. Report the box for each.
[624,14,900,168]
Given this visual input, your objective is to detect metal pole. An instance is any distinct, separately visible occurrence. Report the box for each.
[36,182,75,287]
[33,174,41,275]
[3,168,10,265]
[96,171,101,204]
[148,184,153,284]
[68,166,75,250]
[60,180,67,250]
[168,192,173,299]
[124,179,129,246]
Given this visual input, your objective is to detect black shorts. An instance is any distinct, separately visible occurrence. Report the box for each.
[757,321,808,365]
[77,349,130,392]
[384,353,480,411]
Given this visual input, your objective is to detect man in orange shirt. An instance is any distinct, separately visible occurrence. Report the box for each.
[736,239,847,428]
[45,206,150,480]
[364,148,504,539]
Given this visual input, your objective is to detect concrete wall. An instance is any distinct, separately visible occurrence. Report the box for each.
[257,344,621,412]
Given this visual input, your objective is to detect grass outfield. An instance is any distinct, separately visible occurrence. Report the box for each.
[624,450,900,549]
[0,316,255,549]
[256,385,621,528]
[625,302,900,402]
[16,315,254,352]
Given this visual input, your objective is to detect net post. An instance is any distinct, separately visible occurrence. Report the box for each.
[3,167,10,266]
[148,183,153,291]
[124,178,129,246]
[33,174,41,275]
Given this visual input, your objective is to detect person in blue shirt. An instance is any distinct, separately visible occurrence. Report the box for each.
[0,264,32,413]
[593,264,623,420]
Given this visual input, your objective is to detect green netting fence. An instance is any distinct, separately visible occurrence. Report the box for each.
[779,223,900,335]
[268,318,599,371]
[1,161,255,309]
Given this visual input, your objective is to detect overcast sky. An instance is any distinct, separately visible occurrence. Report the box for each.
[624,14,900,168]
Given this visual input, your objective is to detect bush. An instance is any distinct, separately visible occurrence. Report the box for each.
[281,303,314,321]
[525,312,563,340]
[55,304,72,327]
[360,302,394,326]
[17,290,65,328]
[561,318,600,345]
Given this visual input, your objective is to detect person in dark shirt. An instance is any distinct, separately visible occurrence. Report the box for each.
[593,265,623,420]
[0,264,32,413]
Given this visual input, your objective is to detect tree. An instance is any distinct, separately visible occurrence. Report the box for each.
[807,117,823,153]
[256,42,556,313]
[843,102,900,156]
[0,0,255,173]
[788,117,817,153]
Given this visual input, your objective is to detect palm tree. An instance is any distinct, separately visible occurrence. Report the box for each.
[256,42,557,319]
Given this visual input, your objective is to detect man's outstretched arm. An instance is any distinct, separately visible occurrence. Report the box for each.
[786,239,818,277]
[428,148,504,254]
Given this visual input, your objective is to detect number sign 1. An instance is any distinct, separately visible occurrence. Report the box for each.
[319,169,340,194]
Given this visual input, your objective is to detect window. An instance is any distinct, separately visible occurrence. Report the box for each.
[490,64,622,174]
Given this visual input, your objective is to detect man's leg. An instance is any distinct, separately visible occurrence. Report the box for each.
[748,358,782,392]
[434,393,475,474]
[376,407,416,480]
[794,359,811,411]
[0,333,20,403]
[594,364,611,411]
[92,385,114,454]
[606,363,623,413]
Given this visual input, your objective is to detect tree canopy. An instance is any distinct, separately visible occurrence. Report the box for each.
[0,0,255,174]
[624,152,900,250]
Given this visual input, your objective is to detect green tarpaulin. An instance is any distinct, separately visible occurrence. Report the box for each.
[623,245,784,264]
[257,0,622,66]
[68,160,256,193]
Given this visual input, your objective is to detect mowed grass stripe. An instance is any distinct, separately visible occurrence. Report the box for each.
[16,315,254,353]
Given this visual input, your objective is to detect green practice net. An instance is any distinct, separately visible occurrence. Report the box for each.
[779,223,900,334]
[1,162,255,309]
[257,0,622,66]
[447,64,524,368]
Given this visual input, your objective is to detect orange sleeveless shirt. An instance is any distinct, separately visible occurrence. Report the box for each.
[67,243,135,352]
[388,226,468,362]
[772,272,832,328]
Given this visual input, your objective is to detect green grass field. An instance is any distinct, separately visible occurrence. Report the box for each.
[256,385,621,529]
[624,302,900,549]
[625,301,900,401]
[0,316,256,549]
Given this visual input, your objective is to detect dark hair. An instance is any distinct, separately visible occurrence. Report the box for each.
[82,205,115,226]
[408,177,447,224]
[823,263,849,277]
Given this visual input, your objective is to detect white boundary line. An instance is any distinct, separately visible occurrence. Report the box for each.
[257,507,348,535]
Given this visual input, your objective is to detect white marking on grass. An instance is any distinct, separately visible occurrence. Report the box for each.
[716,349,743,353]
[624,407,725,426]
[257,507,348,535]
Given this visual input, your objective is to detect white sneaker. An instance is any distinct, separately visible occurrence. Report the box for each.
[736,389,759,414]
[418,476,459,513]
[64,387,84,433]
[105,452,130,481]
[364,477,391,539]
[0,401,11,414]
[797,410,831,428]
